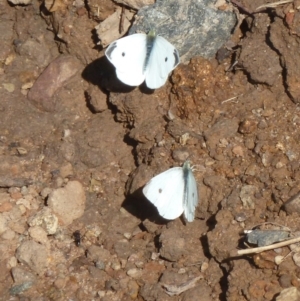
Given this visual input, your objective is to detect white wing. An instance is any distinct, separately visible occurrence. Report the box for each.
[145,35,180,89]
[105,34,147,86]
[143,167,185,220]
[183,164,198,222]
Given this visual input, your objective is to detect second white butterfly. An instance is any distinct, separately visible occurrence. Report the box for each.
[142,161,198,222]
[105,30,180,89]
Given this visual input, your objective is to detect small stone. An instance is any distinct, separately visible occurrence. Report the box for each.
[160,228,186,261]
[28,226,49,247]
[276,287,300,301]
[127,279,139,299]
[10,192,22,200]
[9,282,33,295]
[240,185,257,209]
[15,240,48,274]
[11,266,37,284]
[111,260,121,271]
[278,274,292,288]
[16,147,27,155]
[232,145,244,157]
[284,192,300,214]
[239,119,257,134]
[28,55,82,112]
[28,207,58,235]
[234,212,247,222]
[20,186,28,195]
[47,181,86,226]
[59,163,73,178]
[127,268,143,279]
[7,256,18,268]
[274,256,284,265]
[40,187,52,199]
[123,232,132,239]
[86,245,112,267]
[246,230,290,247]
[293,253,300,268]
[201,262,209,272]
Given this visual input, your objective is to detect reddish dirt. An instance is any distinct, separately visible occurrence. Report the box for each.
[1,0,300,300]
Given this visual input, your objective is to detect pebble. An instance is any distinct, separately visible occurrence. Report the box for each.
[284,192,300,214]
[159,228,186,261]
[28,55,82,112]
[127,279,139,299]
[11,266,36,284]
[292,252,300,268]
[28,226,50,247]
[278,274,292,288]
[86,245,113,267]
[127,268,143,279]
[239,185,257,209]
[276,287,300,301]
[15,240,48,274]
[7,256,17,268]
[28,207,58,235]
[9,282,33,295]
[47,181,86,226]
[40,187,52,199]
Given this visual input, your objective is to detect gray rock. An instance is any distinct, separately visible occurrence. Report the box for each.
[11,266,37,284]
[284,192,300,215]
[9,282,33,295]
[47,181,86,226]
[129,0,236,62]
[15,241,48,275]
[246,229,290,247]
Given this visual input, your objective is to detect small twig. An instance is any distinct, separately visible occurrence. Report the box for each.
[222,96,240,104]
[248,222,291,232]
[162,275,203,296]
[119,6,125,34]
[233,236,300,256]
[256,0,293,10]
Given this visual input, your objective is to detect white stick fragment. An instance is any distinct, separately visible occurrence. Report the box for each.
[256,0,293,10]
[162,275,203,296]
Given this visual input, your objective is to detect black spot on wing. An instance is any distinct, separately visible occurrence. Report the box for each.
[158,188,162,193]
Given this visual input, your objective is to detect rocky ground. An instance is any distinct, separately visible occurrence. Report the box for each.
[1,0,300,300]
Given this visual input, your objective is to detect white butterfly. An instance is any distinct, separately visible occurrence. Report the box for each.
[105,30,180,89]
[142,161,198,222]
